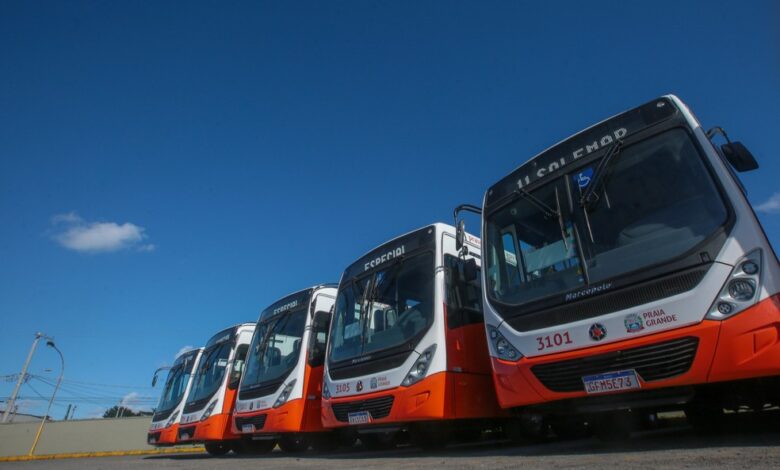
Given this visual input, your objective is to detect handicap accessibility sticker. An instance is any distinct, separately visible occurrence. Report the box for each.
[573,167,594,189]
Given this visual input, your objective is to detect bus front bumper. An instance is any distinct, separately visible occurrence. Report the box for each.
[232,398,321,436]
[321,372,449,429]
[175,413,237,444]
[491,295,780,411]
[147,423,179,446]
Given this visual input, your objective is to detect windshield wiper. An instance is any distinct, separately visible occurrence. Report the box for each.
[579,139,623,210]
[516,186,558,219]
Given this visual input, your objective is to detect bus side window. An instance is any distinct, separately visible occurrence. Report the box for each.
[229,344,249,390]
[308,311,331,367]
[445,255,484,329]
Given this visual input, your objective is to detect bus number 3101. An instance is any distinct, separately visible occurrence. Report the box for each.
[536,332,573,351]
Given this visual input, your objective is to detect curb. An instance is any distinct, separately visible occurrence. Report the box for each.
[0,446,205,462]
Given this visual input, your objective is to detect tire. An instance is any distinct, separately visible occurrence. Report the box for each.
[452,427,483,444]
[204,442,231,456]
[244,439,277,454]
[359,432,397,451]
[410,423,451,450]
[505,415,550,445]
[551,416,590,440]
[684,403,724,432]
[592,411,636,442]
[278,434,309,453]
[310,432,340,453]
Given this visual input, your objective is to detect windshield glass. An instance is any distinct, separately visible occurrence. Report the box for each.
[241,309,307,390]
[155,354,197,413]
[486,128,728,307]
[187,341,232,405]
[329,252,434,363]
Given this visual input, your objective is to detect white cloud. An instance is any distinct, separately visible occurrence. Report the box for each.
[119,392,142,412]
[50,212,155,253]
[175,345,195,358]
[755,193,780,214]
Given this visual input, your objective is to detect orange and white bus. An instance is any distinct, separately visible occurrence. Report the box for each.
[232,285,339,453]
[459,95,779,437]
[147,347,203,447]
[321,223,505,449]
[176,323,255,455]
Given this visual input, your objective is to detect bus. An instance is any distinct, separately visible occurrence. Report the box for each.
[147,347,203,447]
[458,95,778,437]
[176,323,255,455]
[232,285,339,453]
[321,223,505,449]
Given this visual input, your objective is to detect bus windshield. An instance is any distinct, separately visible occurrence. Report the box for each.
[329,252,434,363]
[186,341,232,406]
[241,309,307,391]
[485,128,728,308]
[154,354,196,415]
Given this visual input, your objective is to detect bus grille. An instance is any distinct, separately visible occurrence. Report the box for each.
[332,396,394,422]
[531,337,699,393]
[234,414,267,431]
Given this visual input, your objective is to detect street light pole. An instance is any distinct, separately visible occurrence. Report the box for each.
[28,340,64,456]
[2,333,44,423]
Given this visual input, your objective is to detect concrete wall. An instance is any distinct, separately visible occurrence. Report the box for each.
[0,417,168,457]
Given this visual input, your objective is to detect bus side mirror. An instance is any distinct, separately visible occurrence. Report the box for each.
[455,220,466,251]
[722,142,758,172]
[463,258,478,283]
[151,375,158,387]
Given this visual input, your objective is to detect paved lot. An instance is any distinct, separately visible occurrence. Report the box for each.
[4,413,780,469]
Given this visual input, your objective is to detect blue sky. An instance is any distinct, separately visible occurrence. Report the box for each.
[1,1,779,419]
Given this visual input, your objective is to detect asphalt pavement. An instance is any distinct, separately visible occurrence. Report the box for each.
[3,412,780,469]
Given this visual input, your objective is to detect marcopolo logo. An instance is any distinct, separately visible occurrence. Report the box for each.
[364,245,406,271]
[564,282,613,302]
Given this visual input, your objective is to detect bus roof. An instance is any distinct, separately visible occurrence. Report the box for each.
[484,95,684,211]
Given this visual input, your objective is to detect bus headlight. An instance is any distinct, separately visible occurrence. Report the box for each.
[402,344,436,387]
[707,250,762,320]
[200,401,218,421]
[273,379,296,408]
[487,325,522,361]
[165,410,179,428]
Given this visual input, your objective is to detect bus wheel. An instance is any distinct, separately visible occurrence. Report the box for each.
[684,403,724,432]
[338,429,358,448]
[359,432,397,451]
[244,439,277,454]
[310,432,340,453]
[592,411,636,442]
[204,442,231,456]
[279,435,309,453]
[551,416,590,440]
[505,414,550,444]
[410,423,451,450]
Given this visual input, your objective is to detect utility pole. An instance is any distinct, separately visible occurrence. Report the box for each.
[63,404,72,421]
[2,333,44,423]
[68,405,77,420]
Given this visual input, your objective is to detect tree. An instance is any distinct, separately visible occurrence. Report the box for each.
[102,406,152,418]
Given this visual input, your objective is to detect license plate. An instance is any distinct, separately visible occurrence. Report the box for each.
[241,424,254,433]
[582,370,641,395]
[347,411,371,425]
